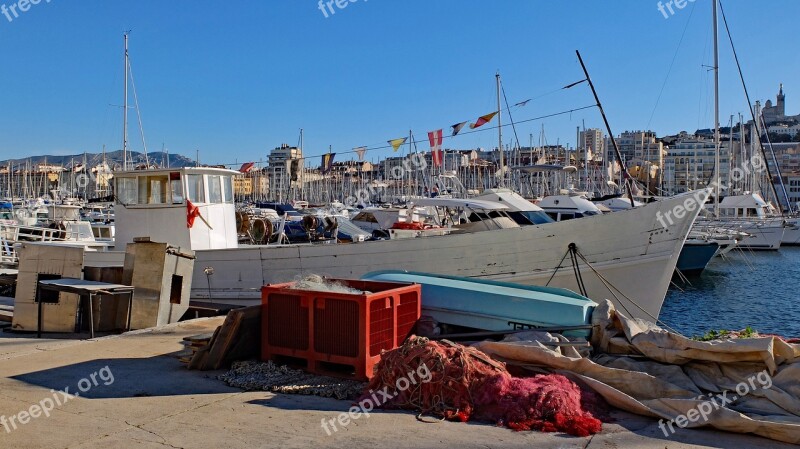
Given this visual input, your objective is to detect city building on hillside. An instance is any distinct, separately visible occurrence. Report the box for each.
[579,128,605,162]
[606,130,665,167]
[663,135,735,194]
[267,143,303,198]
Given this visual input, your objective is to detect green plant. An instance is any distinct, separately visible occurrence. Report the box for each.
[691,327,762,342]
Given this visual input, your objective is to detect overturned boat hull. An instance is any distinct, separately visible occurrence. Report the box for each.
[361,270,596,334]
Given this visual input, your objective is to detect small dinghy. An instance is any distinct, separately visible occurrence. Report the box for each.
[361,271,597,336]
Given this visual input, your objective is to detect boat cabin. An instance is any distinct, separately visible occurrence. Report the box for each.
[537,194,603,222]
[714,193,776,219]
[472,188,554,225]
[114,167,238,251]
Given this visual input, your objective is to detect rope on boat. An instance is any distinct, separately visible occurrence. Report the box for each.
[570,245,685,336]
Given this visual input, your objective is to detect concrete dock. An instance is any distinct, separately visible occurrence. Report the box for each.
[0,318,793,449]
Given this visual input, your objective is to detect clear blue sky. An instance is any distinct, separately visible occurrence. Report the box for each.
[0,0,797,167]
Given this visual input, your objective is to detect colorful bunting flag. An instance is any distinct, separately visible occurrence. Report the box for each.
[427,129,443,151]
[388,137,407,152]
[322,153,336,174]
[451,121,468,136]
[428,129,443,167]
[354,146,367,161]
[470,111,499,129]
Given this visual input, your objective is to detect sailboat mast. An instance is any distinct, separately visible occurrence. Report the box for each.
[496,72,504,187]
[713,0,721,217]
[575,50,635,207]
[123,32,129,171]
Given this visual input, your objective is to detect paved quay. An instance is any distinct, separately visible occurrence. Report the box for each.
[0,318,793,449]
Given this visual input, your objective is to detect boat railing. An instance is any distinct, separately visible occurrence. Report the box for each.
[0,222,67,267]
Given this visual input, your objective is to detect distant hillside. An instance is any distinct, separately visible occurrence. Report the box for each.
[0,151,196,169]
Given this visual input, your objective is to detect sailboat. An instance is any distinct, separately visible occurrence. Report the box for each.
[694,0,786,250]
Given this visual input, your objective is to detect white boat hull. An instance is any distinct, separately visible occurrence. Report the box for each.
[176,191,708,322]
[782,218,800,246]
[698,218,785,250]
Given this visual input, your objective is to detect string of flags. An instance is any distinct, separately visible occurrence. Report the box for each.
[236,78,590,170]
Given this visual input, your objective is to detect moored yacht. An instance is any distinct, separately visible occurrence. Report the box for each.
[698,193,786,250]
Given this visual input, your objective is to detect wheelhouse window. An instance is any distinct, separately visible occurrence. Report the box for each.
[139,175,169,204]
[170,172,184,204]
[187,174,205,203]
[208,175,223,203]
[117,177,138,205]
[223,176,234,203]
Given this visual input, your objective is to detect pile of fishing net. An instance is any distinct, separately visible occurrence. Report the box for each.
[362,336,605,437]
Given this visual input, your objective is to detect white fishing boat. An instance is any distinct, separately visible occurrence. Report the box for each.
[83,167,710,323]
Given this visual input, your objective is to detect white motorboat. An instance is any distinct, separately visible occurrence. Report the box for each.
[698,193,786,250]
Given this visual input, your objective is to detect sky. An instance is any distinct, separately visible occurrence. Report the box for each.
[0,0,798,168]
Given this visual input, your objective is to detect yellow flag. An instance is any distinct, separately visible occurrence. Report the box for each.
[388,137,408,152]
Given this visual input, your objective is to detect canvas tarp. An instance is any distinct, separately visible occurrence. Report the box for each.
[472,300,800,444]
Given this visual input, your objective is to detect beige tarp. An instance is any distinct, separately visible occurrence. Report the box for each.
[473,300,800,444]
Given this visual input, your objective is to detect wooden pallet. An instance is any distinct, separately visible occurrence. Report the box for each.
[186,305,261,371]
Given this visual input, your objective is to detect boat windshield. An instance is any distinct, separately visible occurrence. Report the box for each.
[507,210,554,225]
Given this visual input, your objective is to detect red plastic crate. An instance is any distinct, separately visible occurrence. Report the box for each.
[261,279,421,381]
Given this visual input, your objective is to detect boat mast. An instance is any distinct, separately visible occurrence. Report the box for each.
[713,0,721,218]
[575,50,635,207]
[496,72,504,188]
[123,32,130,171]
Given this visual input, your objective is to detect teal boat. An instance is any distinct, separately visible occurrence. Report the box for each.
[361,271,597,336]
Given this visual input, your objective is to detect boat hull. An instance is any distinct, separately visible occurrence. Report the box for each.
[676,242,719,274]
[178,191,708,322]
[360,271,596,336]
[782,218,800,246]
[698,219,785,250]
[85,191,707,322]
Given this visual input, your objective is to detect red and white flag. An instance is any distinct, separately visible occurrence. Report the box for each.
[428,129,443,167]
[186,200,201,228]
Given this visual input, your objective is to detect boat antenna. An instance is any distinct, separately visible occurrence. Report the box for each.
[123,31,130,170]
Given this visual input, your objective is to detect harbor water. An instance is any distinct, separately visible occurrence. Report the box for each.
[661,247,800,339]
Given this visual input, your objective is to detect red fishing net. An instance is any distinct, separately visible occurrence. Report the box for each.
[361,336,604,437]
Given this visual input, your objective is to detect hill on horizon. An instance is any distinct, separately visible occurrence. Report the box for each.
[0,151,196,169]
